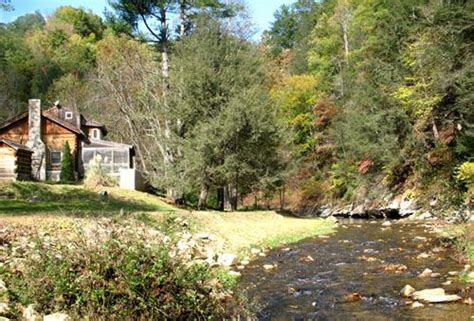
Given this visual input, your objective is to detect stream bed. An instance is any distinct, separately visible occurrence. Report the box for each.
[238,220,473,320]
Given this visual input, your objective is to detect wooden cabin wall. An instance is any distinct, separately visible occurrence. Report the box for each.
[15,149,32,180]
[0,118,29,145]
[42,119,78,171]
[0,146,16,180]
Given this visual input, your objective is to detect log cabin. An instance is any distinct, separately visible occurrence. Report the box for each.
[0,99,134,181]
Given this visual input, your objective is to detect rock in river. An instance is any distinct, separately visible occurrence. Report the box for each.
[400,285,416,298]
[413,288,461,303]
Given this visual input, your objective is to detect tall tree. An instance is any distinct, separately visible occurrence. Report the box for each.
[170,19,281,209]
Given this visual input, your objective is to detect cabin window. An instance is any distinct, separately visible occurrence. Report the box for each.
[50,151,62,165]
[65,111,73,120]
[92,128,101,140]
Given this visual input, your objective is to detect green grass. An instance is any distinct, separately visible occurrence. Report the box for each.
[0,181,175,215]
[0,182,335,257]
[177,210,335,256]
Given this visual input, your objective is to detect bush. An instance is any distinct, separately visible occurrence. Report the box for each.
[2,220,246,319]
[455,161,474,189]
[329,160,358,199]
[84,155,117,188]
[60,142,75,182]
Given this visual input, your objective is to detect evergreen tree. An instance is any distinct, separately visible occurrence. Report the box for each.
[60,141,75,182]
[170,19,281,210]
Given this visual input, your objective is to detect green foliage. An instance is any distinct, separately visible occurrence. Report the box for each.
[169,20,282,206]
[59,141,75,182]
[455,162,474,189]
[329,160,357,199]
[2,222,245,319]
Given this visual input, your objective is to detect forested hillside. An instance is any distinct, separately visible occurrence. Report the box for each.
[266,0,473,215]
[0,0,472,214]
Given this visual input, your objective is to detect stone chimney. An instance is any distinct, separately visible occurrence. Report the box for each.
[26,99,46,180]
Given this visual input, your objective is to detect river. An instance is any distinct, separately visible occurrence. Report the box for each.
[238,219,473,320]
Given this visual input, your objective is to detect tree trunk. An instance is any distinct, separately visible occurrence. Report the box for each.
[197,183,209,210]
[431,116,439,140]
[159,8,170,80]
[229,185,238,211]
[217,187,225,211]
[179,0,187,37]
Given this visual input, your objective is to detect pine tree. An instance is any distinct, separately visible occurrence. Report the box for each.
[60,141,75,182]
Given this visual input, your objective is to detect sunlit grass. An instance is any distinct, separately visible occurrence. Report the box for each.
[0,181,175,215]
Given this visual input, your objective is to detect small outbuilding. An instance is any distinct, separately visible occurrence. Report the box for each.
[0,138,32,181]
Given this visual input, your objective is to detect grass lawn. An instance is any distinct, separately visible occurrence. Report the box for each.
[182,210,335,256]
[0,181,335,255]
[0,181,175,215]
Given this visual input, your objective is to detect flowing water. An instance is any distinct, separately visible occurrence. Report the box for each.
[238,220,473,320]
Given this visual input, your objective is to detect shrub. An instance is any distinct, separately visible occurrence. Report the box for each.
[2,220,247,320]
[84,155,117,188]
[455,161,474,189]
[329,160,358,199]
[59,141,75,182]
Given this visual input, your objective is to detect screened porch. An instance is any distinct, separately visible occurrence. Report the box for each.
[82,140,134,177]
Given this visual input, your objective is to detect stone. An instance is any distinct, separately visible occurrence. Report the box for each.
[400,285,416,298]
[43,313,71,321]
[263,264,275,270]
[381,221,392,227]
[399,198,416,217]
[448,271,459,276]
[442,280,452,285]
[218,253,237,267]
[325,216,338,223]
[250,248,261,255]
[0,303,9,316]
[320,205,332,218]
[240,260,250,266]
[23,304,41,321]
[411,301,424,308]
[228,271,241,277]
[419,268,433,277]
[413,288,461,303]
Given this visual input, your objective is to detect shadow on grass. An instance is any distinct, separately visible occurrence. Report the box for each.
[0,182,171,215]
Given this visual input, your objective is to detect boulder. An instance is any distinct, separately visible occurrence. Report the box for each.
[43,313,71,321]
[413,288,461,303]
[218,253,237,267]
[23,305,41,321]
[381,221,392,227]
[319,205,332,218]
[400,285,416,298]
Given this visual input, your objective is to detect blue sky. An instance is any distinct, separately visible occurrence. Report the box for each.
[0,0,294,40]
